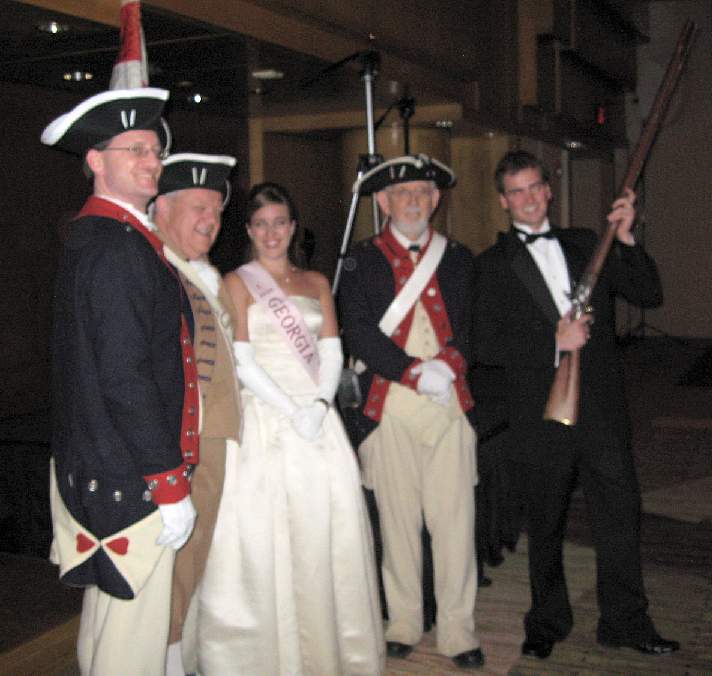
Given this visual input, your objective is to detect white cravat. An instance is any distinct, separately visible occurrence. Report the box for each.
[514,219,572,317]
[390,223,430,256]
[96,194,156,231]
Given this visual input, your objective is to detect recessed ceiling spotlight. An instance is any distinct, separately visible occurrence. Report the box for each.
[63,70,93,82]
[190,93,208,103]
[435,120,454,129]
[37,21,69,34]
[251,69,284,81]
[564,139,584,150]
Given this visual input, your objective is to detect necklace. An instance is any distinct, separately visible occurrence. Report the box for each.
[274,266,297,285]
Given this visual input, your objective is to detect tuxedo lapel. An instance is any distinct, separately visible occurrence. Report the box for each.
[503,230,561,327]
[556,228,587,290]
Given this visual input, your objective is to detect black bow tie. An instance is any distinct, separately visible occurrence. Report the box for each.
[515,228,557,244]
[408,244,421,253]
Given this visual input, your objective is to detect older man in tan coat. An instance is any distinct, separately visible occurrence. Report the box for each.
[151,153,242,675]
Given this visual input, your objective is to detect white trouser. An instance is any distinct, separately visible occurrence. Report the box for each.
[360,409,478,656]
[77,546,174,676]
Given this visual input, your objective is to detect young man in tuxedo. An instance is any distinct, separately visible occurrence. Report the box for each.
[473,150,678,659]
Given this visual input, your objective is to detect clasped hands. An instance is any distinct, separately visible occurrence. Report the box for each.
[290,400,328,442]
[412,358,455,406]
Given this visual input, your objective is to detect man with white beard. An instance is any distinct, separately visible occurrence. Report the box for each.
[339,155,484,670]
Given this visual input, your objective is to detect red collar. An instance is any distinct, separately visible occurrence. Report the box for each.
[380,225,433,259]
[77,196,163,258]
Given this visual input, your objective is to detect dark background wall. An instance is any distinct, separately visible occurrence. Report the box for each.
[0,81,248,419]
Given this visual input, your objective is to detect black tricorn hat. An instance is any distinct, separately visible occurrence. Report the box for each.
[40,87,170,155]
[157,153,237,206]
[354,153,456,196]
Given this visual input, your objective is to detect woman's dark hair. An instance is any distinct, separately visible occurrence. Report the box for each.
[244,181,305,266]
[494,150,550,194]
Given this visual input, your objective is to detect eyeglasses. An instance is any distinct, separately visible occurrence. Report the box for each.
[387,186,434,201]
[103,143,167,160]
[504,181,547,199]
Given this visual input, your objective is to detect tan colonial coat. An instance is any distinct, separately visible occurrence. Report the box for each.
[160,243,242,646]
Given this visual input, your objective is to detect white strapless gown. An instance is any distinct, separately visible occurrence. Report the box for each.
[197,297,385,675]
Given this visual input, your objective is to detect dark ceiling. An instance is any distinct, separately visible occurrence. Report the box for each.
[0,0,397,120]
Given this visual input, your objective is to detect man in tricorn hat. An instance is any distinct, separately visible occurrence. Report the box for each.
[339,154,484,669]
[150,153,242,676]
[42,88,197,676]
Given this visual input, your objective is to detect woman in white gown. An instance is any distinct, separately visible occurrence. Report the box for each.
[197,183,385,675]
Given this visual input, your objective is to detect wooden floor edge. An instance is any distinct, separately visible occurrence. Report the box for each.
[0,615,79,676]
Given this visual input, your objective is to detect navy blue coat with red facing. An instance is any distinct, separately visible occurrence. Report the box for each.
[338,226,476,448]
[51,199,195,599]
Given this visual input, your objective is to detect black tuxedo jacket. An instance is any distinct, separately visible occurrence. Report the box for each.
[338,234,476,447]
[472,227,662,457]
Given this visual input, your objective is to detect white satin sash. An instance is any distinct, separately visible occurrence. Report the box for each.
[237,261,320,383]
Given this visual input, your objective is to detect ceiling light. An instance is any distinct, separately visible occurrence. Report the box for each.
[190,93,208,103]
[435,120,453,129]
[251,69,284,81]
[37,21,69,34]
[564,139,584,150]
[63,70,93,82]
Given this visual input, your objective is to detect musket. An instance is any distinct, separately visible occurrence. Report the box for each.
[543,19,696,425]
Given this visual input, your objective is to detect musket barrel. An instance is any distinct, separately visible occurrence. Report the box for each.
[543,19,696,425]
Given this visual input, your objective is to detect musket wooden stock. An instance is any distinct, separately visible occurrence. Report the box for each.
[543,19,696,425]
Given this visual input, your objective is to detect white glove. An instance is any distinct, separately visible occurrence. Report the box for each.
[157,495,196,550]
[233,341,298,417]
[412,359,455,404]
[316,337,344,405]
[188,258,221,297]
[430,387,453,406]
[291,402,328,441]
[290,337,344,440]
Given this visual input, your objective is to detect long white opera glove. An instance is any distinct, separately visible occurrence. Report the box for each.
[188,258,221,297]
[291,337,344,441]
[412,358,455,405]
[156,495,196,550]
[233,341,298,417]
[315,337,344,405]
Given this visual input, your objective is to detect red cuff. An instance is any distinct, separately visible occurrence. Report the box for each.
[143,463,190,505]
[435,346,467,377]
[400,357,423,392]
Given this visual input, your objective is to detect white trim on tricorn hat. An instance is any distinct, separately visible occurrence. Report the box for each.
[158,153,237,207]
[40,87,170,156]
[353,153,456,196]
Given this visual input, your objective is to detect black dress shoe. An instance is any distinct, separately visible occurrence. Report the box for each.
[521,638,554,659]
[452,648,485,669]
[598,634,680,655]
[386,641,414,659]
[478,574,492,588]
